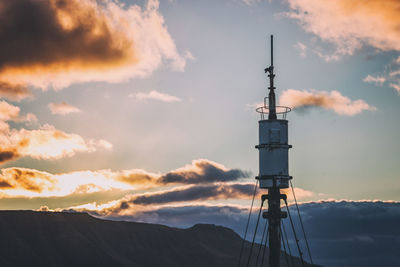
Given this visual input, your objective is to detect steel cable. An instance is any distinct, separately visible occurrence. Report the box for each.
[284,199,306,267]
[280,224,290,267]
[246,200,264,267]
[255,219,268,266]
[290,181,314,266]
[237,180,258,267]
[260,223,269,267]
[282,221,294,267]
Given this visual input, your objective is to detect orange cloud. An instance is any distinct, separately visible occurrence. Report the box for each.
[0,101,111,164]
[0,160,250,200]
[48,102,81,115]
[0,82,32,102]
[68,184,318,218]
[279,89,376,116]
[0,0,188,91]
[0,162,318,217]
[0,100,37,122]
[0,149,20,165]
[115,159,250,187]
[0,167,131,197]
[285,0,400,58]
[0,168,56,193]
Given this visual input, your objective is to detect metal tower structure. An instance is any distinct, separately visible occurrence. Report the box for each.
[237,35,313,267]
[255,34,292,267]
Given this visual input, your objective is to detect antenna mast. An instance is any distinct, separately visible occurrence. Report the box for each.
[258,35,291,267]
[265,35,277,120]
[238,35,313,267]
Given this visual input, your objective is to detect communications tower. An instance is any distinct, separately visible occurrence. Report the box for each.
[238,35,313,267]
[255,34,292,267]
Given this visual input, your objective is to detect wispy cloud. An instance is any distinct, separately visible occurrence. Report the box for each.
[389,70,400,77]
[48,102,81,115]
[242,0,262,6]
[363,59,400,95]
[0,0,188,92]
[279,89,376,116]
[363,75,386,86]
[389,83,400,94]
[294,42,307,57]
[130,90,181,103]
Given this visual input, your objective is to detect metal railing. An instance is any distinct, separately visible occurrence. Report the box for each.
[256,98,292,120]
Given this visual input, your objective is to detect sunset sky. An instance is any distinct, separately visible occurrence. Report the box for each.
[0,0,399,226]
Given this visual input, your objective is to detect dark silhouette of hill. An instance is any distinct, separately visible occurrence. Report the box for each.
[0,210,317,267]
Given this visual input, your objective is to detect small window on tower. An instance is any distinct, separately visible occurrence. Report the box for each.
[269,129,280,143]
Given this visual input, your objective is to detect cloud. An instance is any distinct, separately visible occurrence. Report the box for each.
[282,187,315,201]
[115,159,250,187]
[284,0,400,59]
[130,90,181,103]
[294,42,307,57]
[157,159,250,185]
[0,149,20,164]
[0,0,187,91]
[86,200,400,267]
[0,82,32,102]
[287,200,400,267]
[363,65,400,94]
[363,74,386,86]
[114,169,158,187]
[0,100,37,122]
[105,204,248,230]
[119,183,254,207]
[48,102,81,115]
[0,167,131,198]
[242,0,262,6]
[0,168,56,193]
[0,101,111,164]
[1,124,108,162]
[37,206,51,211]
[362,54,400,94]
[389,83,400,94]
[0,159,250,198]
[389,70,400,77]
[0,158,316,213]
[279,89,376,116]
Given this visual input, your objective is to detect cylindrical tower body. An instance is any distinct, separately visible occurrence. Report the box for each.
[257,119,291,188]
[252,34,292,267]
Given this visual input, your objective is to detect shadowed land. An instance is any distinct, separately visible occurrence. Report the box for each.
[0,210,317,267]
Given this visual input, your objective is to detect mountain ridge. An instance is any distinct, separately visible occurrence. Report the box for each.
[0,210,316,267]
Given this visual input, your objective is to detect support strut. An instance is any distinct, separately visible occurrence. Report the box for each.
[263,183,287,267]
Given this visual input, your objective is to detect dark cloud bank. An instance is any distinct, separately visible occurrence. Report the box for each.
[101,201,400,267]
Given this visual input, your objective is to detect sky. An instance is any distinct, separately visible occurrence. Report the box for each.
[1,0,400,265]
[0,0,400,241]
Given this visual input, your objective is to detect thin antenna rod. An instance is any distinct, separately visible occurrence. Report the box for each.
[266,34,277,120]
[271,35,273,67]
